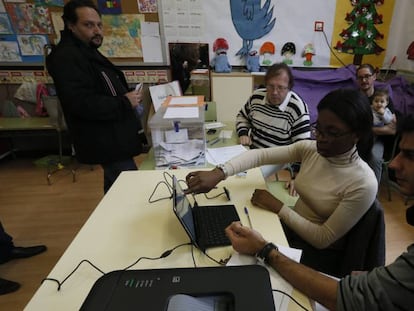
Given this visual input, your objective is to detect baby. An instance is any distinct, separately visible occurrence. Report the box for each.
[371,89,393,127]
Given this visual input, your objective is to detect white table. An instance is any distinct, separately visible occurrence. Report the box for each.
[25,168,310,310]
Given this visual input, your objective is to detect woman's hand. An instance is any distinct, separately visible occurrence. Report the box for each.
[225,222,267,255]
[185,168,224,194]
[285,179,298,197]
[251,189,283,214]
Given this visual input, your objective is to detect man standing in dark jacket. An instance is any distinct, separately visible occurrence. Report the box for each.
[46,0,146,193]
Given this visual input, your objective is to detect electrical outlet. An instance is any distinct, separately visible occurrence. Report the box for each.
[314,21,324,32]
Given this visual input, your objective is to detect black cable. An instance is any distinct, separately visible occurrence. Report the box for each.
[122,242,192,270]
[41,243,192,291]
[41,259,105,291]
[321,29,355,76]
[272,289,310,311]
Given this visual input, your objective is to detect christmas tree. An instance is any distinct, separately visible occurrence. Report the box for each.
[335,0,385,65]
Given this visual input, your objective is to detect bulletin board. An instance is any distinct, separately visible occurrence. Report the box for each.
[0,0,166,66]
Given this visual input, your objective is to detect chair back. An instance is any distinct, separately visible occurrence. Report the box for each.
[42,95,67,131]
[339,199,385,276]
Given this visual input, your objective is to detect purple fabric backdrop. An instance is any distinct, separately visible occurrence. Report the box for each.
[290,65,414,123]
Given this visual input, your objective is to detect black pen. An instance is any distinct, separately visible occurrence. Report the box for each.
[244,207,253,228]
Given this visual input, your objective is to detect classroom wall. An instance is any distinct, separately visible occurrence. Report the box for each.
[161,0,412,71]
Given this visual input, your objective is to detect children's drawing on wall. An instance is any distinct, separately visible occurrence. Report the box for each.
[97,0,122,14]
[17,34,48,56]
[246,49,260,72]
[50,11,64,44]
[230,0,276,56]
[281,42,296,65]
[0,41,22,62]
[34,0,64,7]
[260,41,275,66]
[334,0,385,65]
[5,3,54,34]
[99,14,144,58]
[302,43,315,66]
[138,0,158,13]
[0,13,13,34]
[211,37,231,73]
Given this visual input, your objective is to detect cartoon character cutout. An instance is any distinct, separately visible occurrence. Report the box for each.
[211,37,232,73]
[302,43,315,66]
[260,41,275,66]
[281,42,296,65]
[246,49,260,72]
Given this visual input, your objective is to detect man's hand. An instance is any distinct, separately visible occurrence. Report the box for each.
[125,89,143,108]
[185,169,224,194]
[239,135,252,146]
[251,189,283,214]
[225,222,267,255]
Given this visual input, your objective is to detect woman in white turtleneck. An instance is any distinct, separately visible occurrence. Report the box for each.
[186,89,377,276]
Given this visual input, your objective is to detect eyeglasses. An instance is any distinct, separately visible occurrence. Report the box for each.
[357,74,373,81]
[311,124,352,139]
[266,84,289,92]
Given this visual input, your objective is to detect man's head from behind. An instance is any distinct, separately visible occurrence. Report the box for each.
[63,0,103,48]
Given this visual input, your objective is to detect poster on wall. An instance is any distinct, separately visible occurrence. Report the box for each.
[0,37,21,62]
[160,0,397,68]
[5,3,54,34]
[138,0,157,13]
[97,0,122,14]
[17,34,48,55]
[99,14,144,58]
[0,13,13,34]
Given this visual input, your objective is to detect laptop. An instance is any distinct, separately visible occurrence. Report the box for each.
[172,175,240,251]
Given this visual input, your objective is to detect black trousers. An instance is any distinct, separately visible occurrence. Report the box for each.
[282,222,345,277]
[0,222,14,264]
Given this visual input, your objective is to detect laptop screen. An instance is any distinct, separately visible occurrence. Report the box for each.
[172,176,198,245]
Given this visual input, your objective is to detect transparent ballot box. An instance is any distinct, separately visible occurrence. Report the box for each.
[148,105,206,169]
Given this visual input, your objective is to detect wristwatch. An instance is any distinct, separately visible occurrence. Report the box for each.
[216,164,228,180]
[256,242,278,264]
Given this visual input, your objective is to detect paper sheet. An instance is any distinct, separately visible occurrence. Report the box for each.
[206,145,247,165]
[163,107,199,119]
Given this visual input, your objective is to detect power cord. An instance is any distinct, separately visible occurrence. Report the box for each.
[147,171,176,203]
[41,242,192,291]
[272,289,310,311]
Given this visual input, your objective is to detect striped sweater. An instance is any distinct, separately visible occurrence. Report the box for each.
[236,88,311,148]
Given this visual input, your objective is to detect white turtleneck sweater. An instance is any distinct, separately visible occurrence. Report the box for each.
[224,140,378,249]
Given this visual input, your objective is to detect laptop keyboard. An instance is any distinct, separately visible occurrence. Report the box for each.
[194,205,240,248]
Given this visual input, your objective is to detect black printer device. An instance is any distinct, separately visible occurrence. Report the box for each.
[80,265,275,311]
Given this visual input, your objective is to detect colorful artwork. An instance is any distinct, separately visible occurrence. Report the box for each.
[138,0,157,13]
[0,13,13,34]
[5,3,54,34]
[98,0,122,14]
[0,40,21,62]
[17,34,48,55]
[50,11,64,43]
[100,14,144,58]
[230,0,276,56]
[34,0,64,7]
